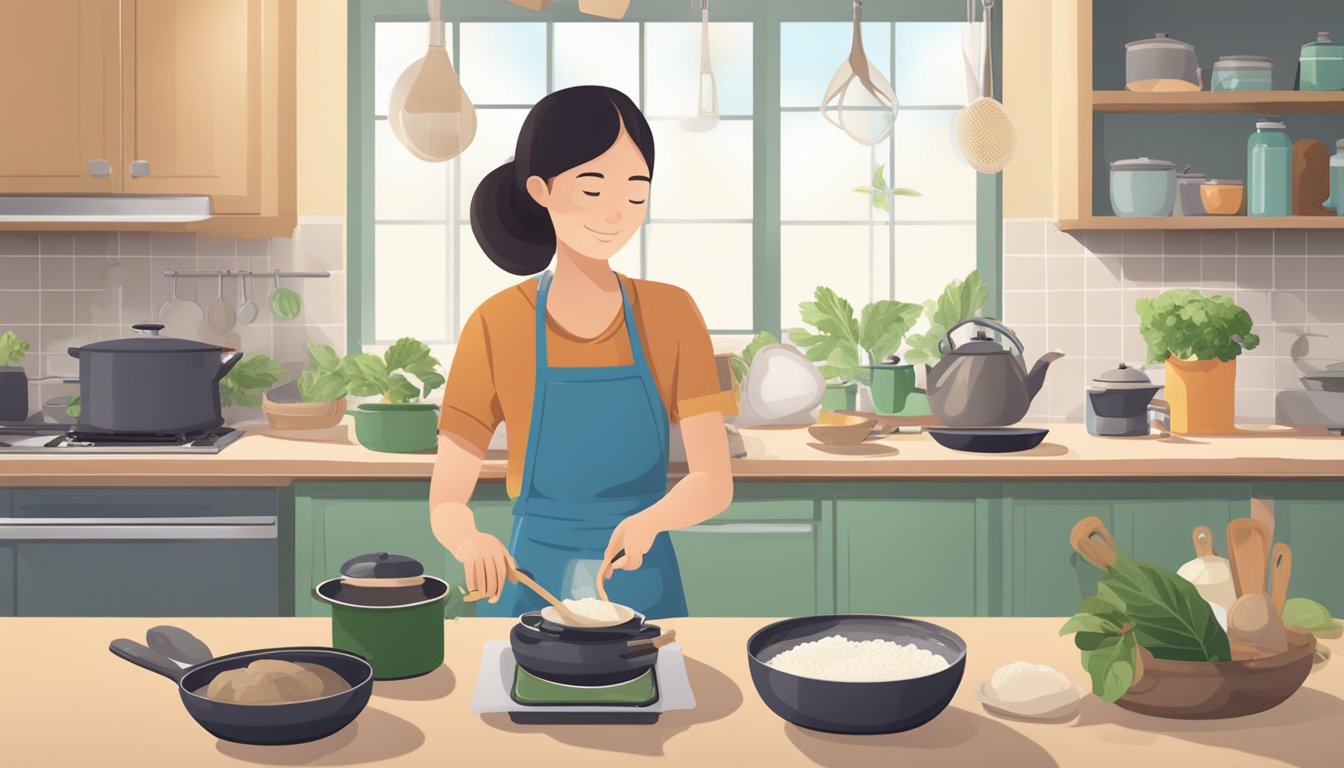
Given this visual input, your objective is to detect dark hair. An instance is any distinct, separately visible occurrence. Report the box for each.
[469,86,655,275]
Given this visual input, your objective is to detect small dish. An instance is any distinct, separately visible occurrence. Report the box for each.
[808,412,877,445]
[975,681,1085,721]
[1200,180,1245,215]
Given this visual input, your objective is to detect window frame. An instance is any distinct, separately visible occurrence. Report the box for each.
[347,0,1002,353]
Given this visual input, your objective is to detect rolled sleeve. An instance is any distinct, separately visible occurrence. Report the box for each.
[669,290,739,423]
[438,309,504,452]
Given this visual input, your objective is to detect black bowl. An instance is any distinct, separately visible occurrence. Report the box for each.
[747,615,967,735]
[926,427,1048,453]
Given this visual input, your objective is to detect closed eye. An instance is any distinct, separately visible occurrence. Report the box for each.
[629,198,646,205]
[583,191,600,197]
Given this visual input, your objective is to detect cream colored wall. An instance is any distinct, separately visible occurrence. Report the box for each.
[295,0,346,217]
[1002,0,1054,219]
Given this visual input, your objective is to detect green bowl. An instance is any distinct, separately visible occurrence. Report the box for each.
[348,403,439,453]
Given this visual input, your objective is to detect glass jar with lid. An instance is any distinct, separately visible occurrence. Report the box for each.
[1247,118,1292,217]
[1325,139,1344,216]
[1210,56,1273,91]
[1300,32,1344,91]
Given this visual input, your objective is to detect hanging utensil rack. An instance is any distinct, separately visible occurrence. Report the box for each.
[161,270,331,279]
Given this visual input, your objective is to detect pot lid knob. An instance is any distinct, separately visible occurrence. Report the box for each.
[340,551,425,580]
[131,323,164,336]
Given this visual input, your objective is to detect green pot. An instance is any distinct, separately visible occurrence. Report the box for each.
[315,576,449,679]
[864,364,917,415]
[349,403,439,452]
[821,382,858,411]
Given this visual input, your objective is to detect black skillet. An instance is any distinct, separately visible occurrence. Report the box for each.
[109,628,373,746]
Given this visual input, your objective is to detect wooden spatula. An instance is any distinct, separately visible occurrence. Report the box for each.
[1271,542,1292,616]
[1225,518,1288,659]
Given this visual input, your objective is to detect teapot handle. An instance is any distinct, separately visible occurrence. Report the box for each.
[940,317,1026,358]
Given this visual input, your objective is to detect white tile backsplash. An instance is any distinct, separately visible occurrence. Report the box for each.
[1002,219,1344,423]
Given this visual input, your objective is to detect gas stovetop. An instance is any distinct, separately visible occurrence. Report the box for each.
[0,426,244,454]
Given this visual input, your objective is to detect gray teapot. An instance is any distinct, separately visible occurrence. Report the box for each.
[925,318,1064,427]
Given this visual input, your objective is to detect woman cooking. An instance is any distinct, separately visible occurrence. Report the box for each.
[429,86,736,620]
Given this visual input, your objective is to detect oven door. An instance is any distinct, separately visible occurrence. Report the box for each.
[0,515,279,616]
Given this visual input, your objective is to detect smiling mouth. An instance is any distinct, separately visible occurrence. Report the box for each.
[583,225,621,238]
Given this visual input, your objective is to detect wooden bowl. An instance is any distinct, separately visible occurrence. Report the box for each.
[1116,626,1317,719]
[808,412,877,445]
[262,394,347,430]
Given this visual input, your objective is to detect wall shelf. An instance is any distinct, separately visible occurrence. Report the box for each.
[1093,91,1344,114]
[1057,216,1344,231]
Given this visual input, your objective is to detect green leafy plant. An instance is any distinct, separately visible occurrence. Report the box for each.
[1283,597,1342,638]
[903,270,990,365]
[219,354,289,408]
[0,331,30,367]
[1136,290,1260,364]
[340,337,445,404]
[298,339,348,403]
[787,287,922,382]
[853,163,921,213]
[729,331,779,384]
[1061,546,1231,703]
[66,396,81,419]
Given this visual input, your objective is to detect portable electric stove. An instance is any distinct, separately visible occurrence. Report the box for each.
[0,425,243,454]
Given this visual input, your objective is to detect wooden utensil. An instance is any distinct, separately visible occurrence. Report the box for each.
[466,565,633,628]
[1271,542,1292,616]
[1225,518,1288,658]
[625,629,677,656]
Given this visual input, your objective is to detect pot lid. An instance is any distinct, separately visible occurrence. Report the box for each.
[955,330,1014,355]
[74,323,227,353]
[340,551,425,580]
[1256,119,1287,130]
[1111,157,1176,170]
[1126,32,1193,52]
[1305,32,1336,46]
[1177,171,1206,179]
[1214,55,1273,68]
[1203,179,1244,185]
[1092,362,1155,389]
[1335,139,1344,151]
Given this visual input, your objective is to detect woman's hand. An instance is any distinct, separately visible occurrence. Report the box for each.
[602,513,664,579]
[450,531,513,603]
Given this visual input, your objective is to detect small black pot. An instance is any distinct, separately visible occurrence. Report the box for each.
[0,366,27,421]
[509,611,664,686]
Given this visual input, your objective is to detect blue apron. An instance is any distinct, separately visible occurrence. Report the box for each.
[484,271,688,619]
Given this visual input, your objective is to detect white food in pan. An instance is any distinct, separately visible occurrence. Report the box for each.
[764,634,951,682]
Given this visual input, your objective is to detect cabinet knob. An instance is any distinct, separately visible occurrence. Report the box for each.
[130,160,152,178]
[88,159,111,178]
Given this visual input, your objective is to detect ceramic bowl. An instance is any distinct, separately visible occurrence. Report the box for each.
[1200,181,1245,215]
[807,412,876,445]
[263,393,347,430]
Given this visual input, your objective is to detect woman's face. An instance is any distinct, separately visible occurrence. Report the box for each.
[525,128,650,262]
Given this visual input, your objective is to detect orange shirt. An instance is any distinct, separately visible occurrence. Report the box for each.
[439,274,737,498]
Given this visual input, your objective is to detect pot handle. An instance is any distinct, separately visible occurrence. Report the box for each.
[215,351,244,381]
[624,628,677,658]
[940,317,1025,358]
[109,638,188,683]
[67,347,80,359]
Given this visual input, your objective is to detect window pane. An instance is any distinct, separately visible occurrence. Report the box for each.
[553,23,640,98]
[890,110,977,221]
[894,23,968,107]
[375,224,449,342]
[781,22,890,109]
[780,225,879,331]
[645,223,752,330]
[375,120,449,221]
[645,22,753,118]
[892,224,978,306]
[375,22,453,116]
[648,119,752,220]
[458,109,528,219]
[457,225,530,324]
[781,113,890,221]
[460,23,546,105]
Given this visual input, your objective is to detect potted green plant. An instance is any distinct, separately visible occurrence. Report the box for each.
[262,340,349,430]
[902,270,990,366]
[788,287,922,413]
[0,331,32,421]
[1136,290,1259,435]
[218,353,290,424]
[341,337,445,453]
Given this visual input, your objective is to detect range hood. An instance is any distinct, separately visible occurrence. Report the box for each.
[0,195,212,223]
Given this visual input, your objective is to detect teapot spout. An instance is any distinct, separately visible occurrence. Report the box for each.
[1026,350,1066,398]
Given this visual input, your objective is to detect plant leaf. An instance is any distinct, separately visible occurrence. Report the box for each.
[406,360,445,397]
[873,162,888,191]
[383,337,430,372]
[306,339,342,375]
[890,188,923,197]
[298,370,347,403]
[384,373,419,404]
[220,354,289,393]
[340,353,391,397]
[0,331,30,367]
[66,395,80,418]
[1098,551,1231,662]
[1081,632,1137,703]
[1060,611,1123,637]
[859,300,923,364]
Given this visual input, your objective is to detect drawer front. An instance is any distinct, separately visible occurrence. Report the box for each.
[16,539,279,616]
[672,523,818,617]
[11,488,279,519]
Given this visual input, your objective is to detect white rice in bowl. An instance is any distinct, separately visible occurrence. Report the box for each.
[765,634,951,682]
[561,597,622,622]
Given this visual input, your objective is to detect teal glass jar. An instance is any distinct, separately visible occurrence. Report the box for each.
[1300,32,1344,91]
[1210,56,1273,91]
[1247,119,1292,217]
[1325,139,1344,216]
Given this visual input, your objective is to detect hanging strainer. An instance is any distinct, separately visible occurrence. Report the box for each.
[820,0,898,146]
[389,0,478,162]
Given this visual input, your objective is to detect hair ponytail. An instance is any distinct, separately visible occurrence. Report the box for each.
[469,161,556,275]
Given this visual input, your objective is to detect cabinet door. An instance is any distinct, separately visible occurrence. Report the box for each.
[672,522,818,617]
[837,499,979,616]
[0,0,118,193]
[122,0,261,212]
[1255,483,1344,616]
[1009,492,1117,617]
[0,544,13,616]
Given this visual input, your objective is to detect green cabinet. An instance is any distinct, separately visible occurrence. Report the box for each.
[0,544,13,616]
[1254,483,1344,616]
[672,521,822,617]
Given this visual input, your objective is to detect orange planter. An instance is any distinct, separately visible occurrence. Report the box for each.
[1164,357,1237,434]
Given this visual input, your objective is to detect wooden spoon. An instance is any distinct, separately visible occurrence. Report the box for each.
[1225,518,1288,659]
[1271,542,1292,617]
[466,565,633,628]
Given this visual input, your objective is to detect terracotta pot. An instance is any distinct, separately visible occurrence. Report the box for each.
[1164,357,1237,434]
[263,394,347,430]
[1117,626,1316,719]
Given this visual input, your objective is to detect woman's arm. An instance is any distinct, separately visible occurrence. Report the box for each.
[430,433,512,602]
[602,409,734,573]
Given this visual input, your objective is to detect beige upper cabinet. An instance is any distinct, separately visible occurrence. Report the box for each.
[122,0,261,214]
[0,0,119,194]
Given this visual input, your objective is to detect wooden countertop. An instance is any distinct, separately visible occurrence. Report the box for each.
[0,420,1342,486]
[1,616,1338,768]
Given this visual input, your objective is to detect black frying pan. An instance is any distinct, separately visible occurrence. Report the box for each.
[109,630,373,746]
